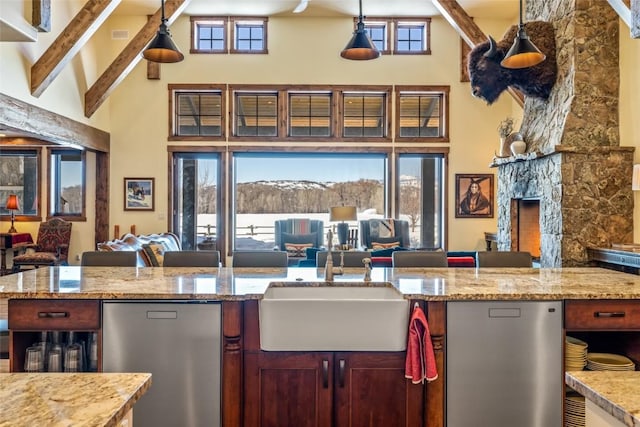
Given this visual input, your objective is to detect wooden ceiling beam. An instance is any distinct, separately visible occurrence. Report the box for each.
[0,93,109,152]
[431,0,524,107]
[84,0,191,118]
[31,0,122,98]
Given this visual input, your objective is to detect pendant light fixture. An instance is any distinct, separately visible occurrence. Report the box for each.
[340,0,380,60]
[143,0,184,63]
[500,0,545,69]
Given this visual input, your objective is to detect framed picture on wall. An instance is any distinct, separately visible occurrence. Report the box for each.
[124,178,154,211]
[455,174,494,218]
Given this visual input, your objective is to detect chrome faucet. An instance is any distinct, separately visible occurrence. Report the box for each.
[362,258,372,282]
[324,229,343,282]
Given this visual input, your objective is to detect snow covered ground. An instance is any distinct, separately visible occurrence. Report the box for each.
[196,211,418,250]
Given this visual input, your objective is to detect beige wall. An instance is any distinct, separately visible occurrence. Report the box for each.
[106,14,515,252]
[2,4,639,257]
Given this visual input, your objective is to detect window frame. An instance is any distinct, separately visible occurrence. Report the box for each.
[229,16,268,54]
[394,85,450,142]
[168,147,226,255]
[339,88,392,141]
[361,18,391,55]
[169,84,227,141]
[394,147,449,251]
[393,18,431,55]
[229,147,392,252]
[47,148,86,221]
[0,147,42,222]
[190,16,228,54]
[288,91,334,138]
[231,87,281,139]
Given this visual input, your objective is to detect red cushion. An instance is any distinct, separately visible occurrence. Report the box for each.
[447,256,475,267]
[371,256,393,267]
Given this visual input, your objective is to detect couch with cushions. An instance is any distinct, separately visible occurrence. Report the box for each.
[96,232,181,267]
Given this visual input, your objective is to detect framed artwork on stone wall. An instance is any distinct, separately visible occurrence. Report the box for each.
[124,177,155,211]
[455,174,494,218]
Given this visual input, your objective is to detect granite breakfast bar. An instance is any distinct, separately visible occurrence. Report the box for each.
[0,373,151,427]
[1,266,640,427]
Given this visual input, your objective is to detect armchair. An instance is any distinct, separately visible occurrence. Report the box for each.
[359,218,410,249]
[274,218,324,255]
[12,218,72,272]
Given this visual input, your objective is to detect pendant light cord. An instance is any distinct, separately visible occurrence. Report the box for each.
[518,0,524,29]
[161,0,167,24]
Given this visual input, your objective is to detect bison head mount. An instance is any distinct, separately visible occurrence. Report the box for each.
[468,21,557,105]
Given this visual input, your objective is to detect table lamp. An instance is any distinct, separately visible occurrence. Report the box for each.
[330,206,357,247]
[5,194,19,233]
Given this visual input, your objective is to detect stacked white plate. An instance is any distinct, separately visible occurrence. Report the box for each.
[586,353,636,371]
[565,336,588,371]
[564,392,585,427]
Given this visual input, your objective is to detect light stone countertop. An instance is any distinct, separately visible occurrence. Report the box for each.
[0,266,640,300]
[0,373,151,427]
[566,371,640,427]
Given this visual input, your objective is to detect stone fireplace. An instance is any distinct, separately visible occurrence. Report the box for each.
[494,0,634,267]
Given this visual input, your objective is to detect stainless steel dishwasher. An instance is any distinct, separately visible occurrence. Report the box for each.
[446,301,563,427]
[102,301,222,427]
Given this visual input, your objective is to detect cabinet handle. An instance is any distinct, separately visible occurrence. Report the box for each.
[594,311,625,318]
[338,359,345,388]
[322,360,329,389]
[37,311,69,318]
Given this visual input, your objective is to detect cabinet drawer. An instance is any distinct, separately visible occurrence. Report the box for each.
[8,300,100,330]
[565,300,640,330]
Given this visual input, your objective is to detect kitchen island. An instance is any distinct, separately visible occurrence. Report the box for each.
[0,372,151,427]
[566,371,640,427]
[1,265,639,301]
[1,266,639,427]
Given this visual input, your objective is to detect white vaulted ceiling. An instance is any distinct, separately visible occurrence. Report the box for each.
[112,0,518,19]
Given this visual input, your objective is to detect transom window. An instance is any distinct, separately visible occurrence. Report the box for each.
[170,85,226,140]
[363,19,390,54]
[342,93,387,138]
[394,18,431,54]
[289,93,332,137]
[395,86,449,141]
[234,92,278,137]
[230,17,268,53]
[190,17,227,53]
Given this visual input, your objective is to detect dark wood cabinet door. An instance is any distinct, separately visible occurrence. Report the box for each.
[244,351,333,427]
[333,352,424,427]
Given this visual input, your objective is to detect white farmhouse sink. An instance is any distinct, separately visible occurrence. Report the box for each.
[259,285,410,351]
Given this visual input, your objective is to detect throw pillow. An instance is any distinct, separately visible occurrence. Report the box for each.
[141,242,165,267]
[285,242,314,257]
[282,232,316,245]
[305,247,321,261]
[371,241,400,250]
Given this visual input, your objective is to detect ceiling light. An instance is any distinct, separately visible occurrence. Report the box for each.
[500,0,545,69]
[143,0,184,63]
[293,0,309,14]
[340,0,380,61]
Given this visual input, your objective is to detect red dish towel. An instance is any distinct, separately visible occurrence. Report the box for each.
[405,304,438,384]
